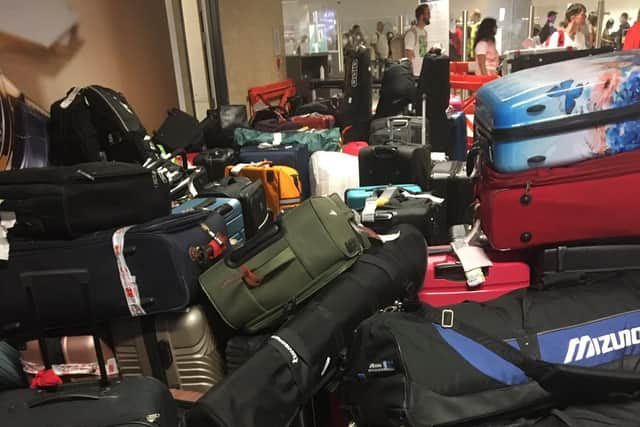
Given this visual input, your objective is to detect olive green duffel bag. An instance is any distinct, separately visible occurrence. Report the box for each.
[199,194,370,333]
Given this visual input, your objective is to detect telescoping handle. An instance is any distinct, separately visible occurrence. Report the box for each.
[20,269,110,388]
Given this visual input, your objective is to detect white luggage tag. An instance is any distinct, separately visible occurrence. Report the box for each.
[362,186,397,224]
[59,86,84,109]
[352,210,400,243]
[0,204,16,261]
[450,221,492,288]
[400,190,445,205]
[229,163,252,175]
[112,226,147,317]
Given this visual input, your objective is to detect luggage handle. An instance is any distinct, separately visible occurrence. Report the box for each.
[225,222,283,268]
[20,269,110,388]
[373,146,398,159]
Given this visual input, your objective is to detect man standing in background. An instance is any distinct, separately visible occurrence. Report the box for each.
[374,21,389,60]
[404,4,431,77]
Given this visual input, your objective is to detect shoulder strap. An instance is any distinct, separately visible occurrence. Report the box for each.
[419,304,640,400]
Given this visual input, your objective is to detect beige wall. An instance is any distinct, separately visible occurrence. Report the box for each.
[0,0,178,130]
[219,0,286,106]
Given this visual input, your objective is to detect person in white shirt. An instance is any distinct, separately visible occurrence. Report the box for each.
[474,18,500,76]
[374,21,389,60]
[404,4,431,77]
[544,3,587,49]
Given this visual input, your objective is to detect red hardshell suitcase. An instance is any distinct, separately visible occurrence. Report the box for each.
[419,247,529,306]
[476,149,640,250]
[290,113,336,129]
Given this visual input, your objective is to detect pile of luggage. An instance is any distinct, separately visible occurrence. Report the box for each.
[2,48,640,427]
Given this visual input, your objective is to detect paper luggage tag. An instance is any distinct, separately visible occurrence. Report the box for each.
[451,244,493,288]
[0,207,17,261]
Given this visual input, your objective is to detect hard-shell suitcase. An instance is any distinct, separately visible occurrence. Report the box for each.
[446,111,467,161]
[198,176,268,239]
[193,148,237,182]
[0,211,227,330]
[476,149,640,250]
[11,98,49,169]
[0,269,180,427]
[0,162,171,239]
[172,197,245,247]
[309,151,359,199]
[238,144,311,199]
[503,46,614,75]
[475,50,640,173]
[49,85,149,165]
[358,143,430,190]
[344,184,422,210]
[111,305,225,394]
[225,162,303,218]
[290,113,335,129]
[343,271,640,427]
[420,247,530,306]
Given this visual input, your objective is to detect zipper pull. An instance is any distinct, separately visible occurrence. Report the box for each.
[520,181,532,206]
[76,169,96,181]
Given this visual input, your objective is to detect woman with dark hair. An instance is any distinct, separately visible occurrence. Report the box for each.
[474,17,499,76]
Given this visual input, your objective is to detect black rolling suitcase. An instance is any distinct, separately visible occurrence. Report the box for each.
[0,211,227,330]
[429,160,474,228]
[186,225,428,427]
[358,143,430,190]
[0,269,180,427]
[194,148,237,182]
[0,162,171,239]
[198,176,268,238]
[339,46,372,142]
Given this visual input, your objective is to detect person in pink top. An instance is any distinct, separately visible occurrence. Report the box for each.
[474,18,499,76]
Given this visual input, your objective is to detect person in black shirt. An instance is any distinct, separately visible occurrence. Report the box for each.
[539,10,558,45]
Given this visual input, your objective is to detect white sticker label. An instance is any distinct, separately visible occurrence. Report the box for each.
[112,227,147,317]
[272,133,283,145]
[0,211,16,262]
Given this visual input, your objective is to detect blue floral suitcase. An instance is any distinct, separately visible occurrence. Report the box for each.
[172,197,245,247]
[475,50,640,173]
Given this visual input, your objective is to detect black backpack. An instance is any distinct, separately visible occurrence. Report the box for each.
[49,85,148,165]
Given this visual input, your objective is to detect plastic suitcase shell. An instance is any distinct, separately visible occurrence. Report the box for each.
[0,211,227,329]
[309,151,359,199]
[238,144,311,199]
[344,184,422,210]
[477,149,640,250]
[111,306,224,394]
[475,50,640,173]
[419,247,530,306]
[447,112,467,161]
[172,197,245,247]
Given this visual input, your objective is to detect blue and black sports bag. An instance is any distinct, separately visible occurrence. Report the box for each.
[342,271,640,427]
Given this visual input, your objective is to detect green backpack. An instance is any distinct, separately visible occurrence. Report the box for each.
[199,194,370,333]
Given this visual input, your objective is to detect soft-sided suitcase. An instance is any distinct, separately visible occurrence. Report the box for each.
[193,148,237,182]
[238,144,311,199]
[224,334,269,375]
[0,269,180,427]
[225,162,303,218]
[233,127,341,153]
[154,108,204,152]
[172,197,245,247]
[338,46,372,143]
[420,246,530,306]
[201,105,248,148]
[0,210,227,330]
[345,184,422,210]
[111,305,225,394]
[187,225,427,427]
[0,162,171,239]
[290,113,335,129]
[343,271,640,426]
[309,151,359,199]
[358,143,430,190]
[476,149,640,250]
[49,85,149,165]
[342,141,368,157]
[198,176,268,239]
[11,98,49,169]
[475,50,640,173]
[199,195,370,333]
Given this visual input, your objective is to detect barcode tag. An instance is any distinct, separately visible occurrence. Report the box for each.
[451,245,492,288]
[112,227,146,317]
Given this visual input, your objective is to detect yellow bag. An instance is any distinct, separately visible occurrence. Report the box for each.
[225,161,302,218]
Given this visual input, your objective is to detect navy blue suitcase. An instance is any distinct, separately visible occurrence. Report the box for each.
[12,99,49,169]
[172,197,245,247]
[448,112,467,161]
[238,144,311,199]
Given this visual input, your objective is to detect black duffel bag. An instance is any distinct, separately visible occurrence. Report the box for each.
[0,162,170,239]
[342,271,640,427]
[186,224,427,427]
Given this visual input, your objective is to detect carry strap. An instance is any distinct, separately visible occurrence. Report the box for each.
[241,246,297,287]
[419,304,640,398]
